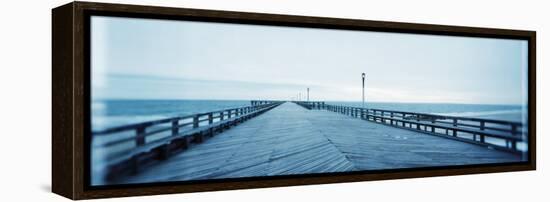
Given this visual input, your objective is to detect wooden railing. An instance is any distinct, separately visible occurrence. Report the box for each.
[251,100,285,106]
[293,101,326,109]
[305,103,526,154]
[92,101,284,181]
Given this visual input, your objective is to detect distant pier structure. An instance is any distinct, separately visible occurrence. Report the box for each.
[250,100,282,106]
[91,100,528,185]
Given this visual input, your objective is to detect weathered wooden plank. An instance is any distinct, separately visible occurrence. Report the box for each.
[111,102,523,185]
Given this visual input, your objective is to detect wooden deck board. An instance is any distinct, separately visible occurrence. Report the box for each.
[113,102,522,184]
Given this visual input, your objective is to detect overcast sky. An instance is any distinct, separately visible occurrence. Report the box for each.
[91,16,528,105]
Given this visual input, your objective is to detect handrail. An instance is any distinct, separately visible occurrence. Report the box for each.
[94,104,277,135]
[93,101,284,147]
[292,101,326,109]
[295,102,526,154]
[92,101,285,181]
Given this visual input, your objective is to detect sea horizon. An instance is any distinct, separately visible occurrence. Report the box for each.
[91,99,527,131]
[92,98,524,107]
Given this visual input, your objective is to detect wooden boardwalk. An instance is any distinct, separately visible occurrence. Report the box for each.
[113,102,521,184]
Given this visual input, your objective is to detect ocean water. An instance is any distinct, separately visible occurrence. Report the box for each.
[92,100,527,131]
[327,101,526,123]
[92,99,250,131]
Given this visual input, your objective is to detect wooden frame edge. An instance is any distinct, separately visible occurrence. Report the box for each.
[52,1,536,200]
[52,2,76,200]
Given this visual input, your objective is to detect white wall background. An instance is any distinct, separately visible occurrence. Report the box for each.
[0,0,547,201]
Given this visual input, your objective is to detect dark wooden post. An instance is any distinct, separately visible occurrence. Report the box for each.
[416,114,420,129]
[511,124,518,136]
[193,115,199,128]
[208,113,213,124]
[228,109,232,118]
[431,119,435,133]
[136,126,146,146]
[480,121,485,130]
[171,120,179,136]
[480,134,485,143]
[452,118,457,136]
[510,124,518,150]
[220,111,224,120]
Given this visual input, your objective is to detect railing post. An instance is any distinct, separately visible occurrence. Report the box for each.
[416,114,420,129]
[480,121,485,130]
[228,109,232,118]
[208,113,213,124]
[511,124,518,136]
[193,115,199,128]
[452,118,457,136]
[431,119,435,133]
[136,126,146,146]
[171,120,179,136]
[220,111,224,120]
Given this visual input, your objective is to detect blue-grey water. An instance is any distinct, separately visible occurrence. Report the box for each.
[92,99,250,131]
[92,100,526,131]
[328,101,526,122]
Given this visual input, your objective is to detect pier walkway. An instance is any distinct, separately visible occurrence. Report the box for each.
[111,102,521,184]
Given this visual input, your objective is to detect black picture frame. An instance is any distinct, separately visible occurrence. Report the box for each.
[52,1,536,200]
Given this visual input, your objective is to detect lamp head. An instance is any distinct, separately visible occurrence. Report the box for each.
[362,73,365,78]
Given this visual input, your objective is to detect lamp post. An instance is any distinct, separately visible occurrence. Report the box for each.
[362,73,366,108]
[307,88,310,102]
